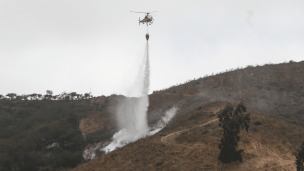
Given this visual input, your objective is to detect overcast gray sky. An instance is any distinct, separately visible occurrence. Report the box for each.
[0,0,303,96]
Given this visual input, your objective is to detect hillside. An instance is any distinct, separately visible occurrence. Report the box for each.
[72,61,304,171]
[0,97,109,171]
[1,61,304,171]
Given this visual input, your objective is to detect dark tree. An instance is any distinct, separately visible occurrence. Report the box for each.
[29,93,38,100]
[218,102,250,163]
[21,94,29,100]
[296,142,304,171]
[0,91,93,102]
[70,92,77,100]
[76,94,82,100]
[44,90,53,100]
[84,93,92,99]
[15,95,22,100]
[46,90,53,95]
[6,93,17,100]
[84,93,90,99]
[37,94,42,100]
[52,95,59,100]
[59,92,67,100]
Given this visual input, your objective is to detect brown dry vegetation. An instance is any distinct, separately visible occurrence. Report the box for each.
[73,110,304,171]
[72,61,304,171]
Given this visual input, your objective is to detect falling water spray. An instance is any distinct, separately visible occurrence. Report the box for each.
[83,32,177,159]
[101,37,150,153]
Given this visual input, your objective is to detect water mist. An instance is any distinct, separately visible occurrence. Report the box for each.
[83,41,178,159]
[102,42,150,153]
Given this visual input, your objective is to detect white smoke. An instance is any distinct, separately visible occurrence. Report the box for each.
[148,106,178,136]
[83,106,178,160]
[102,42,150,153]
[83,142,103,160]
[83,42,177,159]
[102,97,149,153]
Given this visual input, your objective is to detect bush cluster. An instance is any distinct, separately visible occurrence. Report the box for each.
[0,90,92,101]
[0,95,93,171]
[296,142,304,171]
[218,102,250,163]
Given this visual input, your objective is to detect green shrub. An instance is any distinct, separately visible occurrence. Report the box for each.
[218,102,250,163]
[296,142,304,171]
[0,99,87,171]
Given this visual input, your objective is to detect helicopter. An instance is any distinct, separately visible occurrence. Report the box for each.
[130,11,157,26]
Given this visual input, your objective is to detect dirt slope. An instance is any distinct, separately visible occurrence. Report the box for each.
[72,108,304,171]
[161,119,219,144]
[73,61,304,171]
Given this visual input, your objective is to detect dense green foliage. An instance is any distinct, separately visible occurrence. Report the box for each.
[296,142,304,171]
[217,102,250,163]
[0,93,92,171]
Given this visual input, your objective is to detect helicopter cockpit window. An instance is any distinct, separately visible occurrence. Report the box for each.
[147,15,152,19]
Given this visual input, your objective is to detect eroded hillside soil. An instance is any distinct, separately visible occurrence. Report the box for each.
[73,61,304,171]
[73,105,304,171]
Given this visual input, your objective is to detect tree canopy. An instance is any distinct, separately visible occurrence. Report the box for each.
[218,102,250,163]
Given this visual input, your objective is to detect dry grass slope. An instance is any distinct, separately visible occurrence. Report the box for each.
[73,61,304,171]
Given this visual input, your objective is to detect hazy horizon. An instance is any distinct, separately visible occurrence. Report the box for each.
[1,0,303,96]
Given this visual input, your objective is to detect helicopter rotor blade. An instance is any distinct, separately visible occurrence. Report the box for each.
[130,11,147,13]
[130,11,158,14]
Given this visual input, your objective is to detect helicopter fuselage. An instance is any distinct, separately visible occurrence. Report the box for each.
[139,15,153,25]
